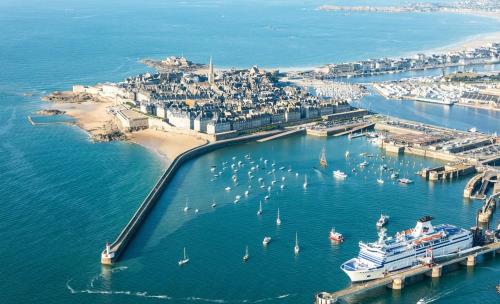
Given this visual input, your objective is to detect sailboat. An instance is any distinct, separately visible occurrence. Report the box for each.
[183,200,190,212]
[276,208,281,226]
[178,247,189,266]
[303,174,308,189]
[257,201,263,215]
[294,232,300,255]
[243,245,249,262]
[211,199,217,208]
[320,147,327,167]
[377,170,384,184]
[345,151,350,158]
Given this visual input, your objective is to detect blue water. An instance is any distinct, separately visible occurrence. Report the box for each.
[1,0,499,303]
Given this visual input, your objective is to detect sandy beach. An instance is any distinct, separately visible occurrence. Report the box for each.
[128,129,206,165]
[54,100,116,137]
[423,31,500,55]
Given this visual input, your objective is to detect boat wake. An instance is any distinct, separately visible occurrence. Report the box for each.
[68,278,294,303]
[419,286,460,303]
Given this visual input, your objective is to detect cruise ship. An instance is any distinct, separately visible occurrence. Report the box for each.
[341,216,473,282]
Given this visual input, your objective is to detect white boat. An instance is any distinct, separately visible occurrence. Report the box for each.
[390,172,399,179]
[376,214,389,228]
[333,170,347,179]
[276,208,281,226]
[267,186,272,192]
[377,178,384,184]
[257,201,263,215]
[416,299,425,304]
[178,247,189,266]
[295,172,299,177]
[264,195,270,200]
[243,246,249,262]
[341,216,473,282]
[258,177,264,182]
[211,199,217,208]
[398,178,414,184]
[262,236,272,245]
[303,175,308,189]
[280,184,285,190]
[195,209,199,213]
[183,200,190,212]
[281,176,285,181]
[294,232,300,255]
[359,161,369,168]
[225,186,231,191]
[279,166,285,171]
[345,151,350,158]
[244,190,250,196]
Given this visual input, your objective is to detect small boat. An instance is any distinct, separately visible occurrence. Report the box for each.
[288,166,292,172]
[303,175,308,189]
[210,166,216,172]
[267,186,272,192]
[345,151,350,158]
[329,227,344,242]
[280,184,285,190]
[243,246,249,262]
[359,161,369,168]
[183,200,190,212]
[416,299,425,304]
[398,178,414,184]
[244,190,250,196]
[264,195,270,200]
[496,283,500,294]
[225,186,231,191]
[271,180,277,185]
[333,170,347,179]
[258,177,264,182]
[320,147,328,167]
[178,247,189,266]
[351,168,356,173]
[281,176,285,181]
[295,172,299,177]
[276,208,281,226]
[195,209,199,213]
[377,178,384,184]
[257,201,263,215]
[376,214,389,228]
[279,166,285,171]
[390,172,399,179]
[294,232,300,255]
[262,236,272,245]
[211,199,217,208]
[260,184,265,189]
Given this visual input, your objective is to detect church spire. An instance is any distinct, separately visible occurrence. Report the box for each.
[208,56,214,84]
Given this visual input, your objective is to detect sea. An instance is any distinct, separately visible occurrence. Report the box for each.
[0,0,499,303]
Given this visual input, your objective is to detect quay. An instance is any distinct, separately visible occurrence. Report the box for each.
[101,130,283,265]
[307,121,374,137]
[464,173,483,198]
[315,241,500,304]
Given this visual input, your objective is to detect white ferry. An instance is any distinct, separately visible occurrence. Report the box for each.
[341,216,473,282]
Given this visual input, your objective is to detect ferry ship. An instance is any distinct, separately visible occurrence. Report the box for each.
[341,216,473,282]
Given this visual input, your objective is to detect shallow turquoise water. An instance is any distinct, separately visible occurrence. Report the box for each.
[1,1,499,303]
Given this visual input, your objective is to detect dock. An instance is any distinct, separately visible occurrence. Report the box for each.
[306,122,374,137]
[334,123,375,137]
[101,130,283,265]
[315,241,500,304]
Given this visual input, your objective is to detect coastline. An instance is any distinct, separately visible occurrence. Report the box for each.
[43,99,206,167]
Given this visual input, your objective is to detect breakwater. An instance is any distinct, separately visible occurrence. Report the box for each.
[101,130,283,265]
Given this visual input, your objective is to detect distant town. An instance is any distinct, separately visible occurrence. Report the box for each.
[301,43,500,79]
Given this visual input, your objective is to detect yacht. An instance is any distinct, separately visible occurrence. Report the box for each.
[225,186,231,191]
[178,247,189,266]
[376,214,389,228]
[257,201,263,215]
[294,232,300,255]
[329,227,344,242]
[398,178,414,184]
[359,161,369,168]
[243,246,249,262]
[262,236,272,245]
[303,175,308,189]
[183,200,190,212]
[341,216,473,282]
[333,170,347,179]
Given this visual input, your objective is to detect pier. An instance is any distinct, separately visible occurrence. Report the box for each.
[101,130,283,265]
[256,127,305,142]
[315,241,500,304]
[306,121,374,137]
